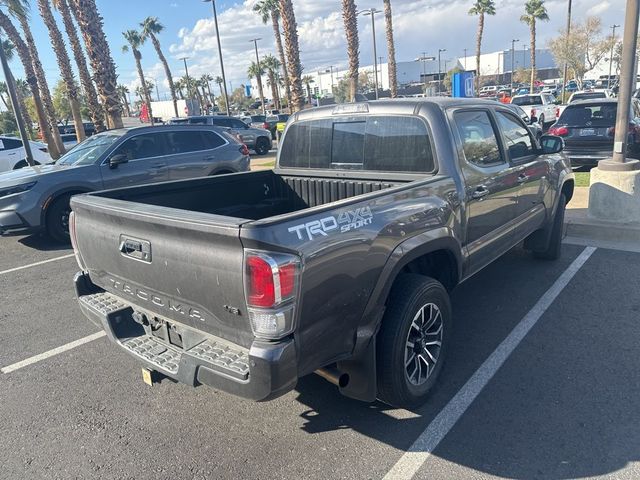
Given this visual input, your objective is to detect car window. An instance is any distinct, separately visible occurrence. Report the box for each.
[251,115,266,123]
[453,110,504,167]
[230,119,248,129]
[57,133,122,165]
[166,131,209,154]
[111,132,168,160]
[496,112,536,161]
[559,104,618,127]
[0,138,22,150]
[571,92,605,102]
[202,131,226,149]
[187,117,208,125]
[266,116,278,122]
[512,96,542,106]
[280,115,435,173]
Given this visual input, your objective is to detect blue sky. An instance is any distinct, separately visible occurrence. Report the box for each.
[6,0,627,99]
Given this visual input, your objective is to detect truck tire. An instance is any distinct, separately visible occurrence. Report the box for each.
[46,194,72,244]
[377,274,452,408]
[254,137,270,155]
[534,194,566,260]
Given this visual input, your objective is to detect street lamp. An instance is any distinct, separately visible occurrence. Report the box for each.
[249,38,267,115]
[438,48,446,94]
[180,56,191,99]
[203,0,230,116]
[510,39,519,91]
[608,24,620,87]
[415,53,435,93]
[359,8,382,99]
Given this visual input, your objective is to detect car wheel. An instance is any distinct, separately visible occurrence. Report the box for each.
[46,194,72,244]
[254,137,271,156]
[377,274,452,408]
[534,194,566,260]
[13,160,40,169]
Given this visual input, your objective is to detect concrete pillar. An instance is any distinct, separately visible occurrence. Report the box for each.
[589,166,640,223]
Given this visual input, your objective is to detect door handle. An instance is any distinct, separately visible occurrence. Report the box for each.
[517,174,530,183]
[204,155,215,161]
[471,187,490,199]
[8,152,16,156]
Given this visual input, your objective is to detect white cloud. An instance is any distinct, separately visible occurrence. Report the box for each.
[128,0,626,93]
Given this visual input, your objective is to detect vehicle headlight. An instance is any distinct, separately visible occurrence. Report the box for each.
[0,181,37,199]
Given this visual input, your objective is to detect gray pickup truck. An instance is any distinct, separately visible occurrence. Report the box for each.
[71,99,574,407]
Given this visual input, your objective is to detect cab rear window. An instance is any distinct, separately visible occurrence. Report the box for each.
[279,116,435,173]
[512,96,542,106]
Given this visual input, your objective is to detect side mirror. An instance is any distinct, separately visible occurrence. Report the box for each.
[530,115,538,124]
[109,153,128,169]
[540,135,564,154]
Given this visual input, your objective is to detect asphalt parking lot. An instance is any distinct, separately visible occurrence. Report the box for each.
[1,233,639,479]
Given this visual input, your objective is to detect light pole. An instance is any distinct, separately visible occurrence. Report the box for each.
[0,39,33,165]
[203,0,230,116]
[180,57,191,100]
[359,8,382,99]
[416,53,435,93]
[608,24,620,87]
[438,48,446,94]
[249,38,267,115]
[561,0,572,102]
[510,39,519,91]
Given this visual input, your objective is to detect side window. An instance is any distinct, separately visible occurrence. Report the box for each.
[496,112,535,161]
[166,131,208,154]
[202,131,226,149]
[187,117,208,125]
[453,110,504,167]
[230,119,248,129]
[3,138,22,150]
[111,133,167,161]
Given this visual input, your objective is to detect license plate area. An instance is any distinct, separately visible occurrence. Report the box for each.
[580,128,596,136]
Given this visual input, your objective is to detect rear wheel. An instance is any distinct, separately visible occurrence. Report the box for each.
[13,160,40,169]
[377,274,452,408]
[254,137,271,155]
[46,194,72,244]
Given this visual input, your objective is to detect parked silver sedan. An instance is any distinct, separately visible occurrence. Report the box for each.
[0,124,250,242]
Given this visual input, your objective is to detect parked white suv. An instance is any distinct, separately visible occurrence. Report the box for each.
[0,136,51,173]
[510,94,558,128]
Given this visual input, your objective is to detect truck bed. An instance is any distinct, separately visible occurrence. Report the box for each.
[94,170,402,221]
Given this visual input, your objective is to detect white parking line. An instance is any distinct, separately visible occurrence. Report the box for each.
[383,246,597,480]
[0,253,75,275]
[1,331,106,374]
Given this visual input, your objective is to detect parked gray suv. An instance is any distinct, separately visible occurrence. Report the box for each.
[0,125,250,242]
[168,116,273,155]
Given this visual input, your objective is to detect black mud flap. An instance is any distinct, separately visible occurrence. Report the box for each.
[337,339,377,402]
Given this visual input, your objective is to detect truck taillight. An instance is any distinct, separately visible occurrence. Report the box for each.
[530,108,537,119]
[69,211,86,271]
[244,250,300,339]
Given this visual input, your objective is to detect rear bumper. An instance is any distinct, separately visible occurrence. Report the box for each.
[564,148,613,167]
[74,272,298,401]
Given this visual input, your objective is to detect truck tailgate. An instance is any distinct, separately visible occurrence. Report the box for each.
[71,195,254,348]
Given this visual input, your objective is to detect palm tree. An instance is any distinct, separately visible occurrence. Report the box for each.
[174,78,185,100]
[469,0,496,95]
[14,1,66,154]
[0,81,8,110]
[198,77,208,107]
[122,29,153,125]
[68,0,123,129]
[342,0,359,102]
[14,78,32,136]
[278,0,304,111]
[140,16,178,118]
[37,0,85,142]
[117,84,131,117]
[0,4,60,157]
[214,75,223,98]
[520,0,549,93]
[383,0,397,97]
[200,73,214,105]
[302,75,314,106]
[262,54,281,110]
[253,0,291,110]
[247,61,266,113]
[52,0,104,132]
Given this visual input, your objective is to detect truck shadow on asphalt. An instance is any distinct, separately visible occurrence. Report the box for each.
[18,234,70,252]
[291,245,640,479]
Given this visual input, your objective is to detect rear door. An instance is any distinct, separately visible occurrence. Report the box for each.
[0,138,25,170]
[99,131,170,189]
[495,110,550,236]
[452,109,520,272]
[164,129,228,180]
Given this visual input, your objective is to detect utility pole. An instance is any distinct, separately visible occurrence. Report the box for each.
[511,39,519,91]
[249,38,266,115]
[0,38,34,165]
[360,8,382,99]
[203,0,230,116]
[438,49,446,94]
[561,0,572,102]
[609,24,620,87]
[181,57,191,99]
